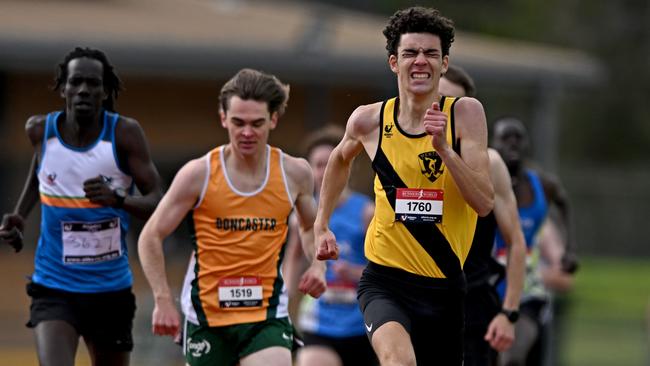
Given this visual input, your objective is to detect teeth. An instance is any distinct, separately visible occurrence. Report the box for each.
[412,73,429,79]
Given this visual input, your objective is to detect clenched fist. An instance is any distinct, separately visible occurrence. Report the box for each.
[423,102,449,151]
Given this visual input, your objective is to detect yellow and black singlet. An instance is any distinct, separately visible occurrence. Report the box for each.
[365,97,478,279]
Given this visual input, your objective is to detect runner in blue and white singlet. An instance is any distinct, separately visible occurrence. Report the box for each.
[492,117,575,366]
[35,110,133,293]
[0,48,162,366]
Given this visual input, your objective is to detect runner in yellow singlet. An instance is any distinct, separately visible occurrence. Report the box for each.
[314,7,494,365]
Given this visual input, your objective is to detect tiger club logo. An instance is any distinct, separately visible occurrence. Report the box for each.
[418,151,444,182]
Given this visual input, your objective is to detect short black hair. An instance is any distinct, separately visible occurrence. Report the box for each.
[493,116,527,137]
[444,64,477,97]
[53,47,122,112]
[220,68,290,117]
[383,7,455,57]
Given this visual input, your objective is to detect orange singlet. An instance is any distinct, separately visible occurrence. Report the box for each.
[181,145,293,327]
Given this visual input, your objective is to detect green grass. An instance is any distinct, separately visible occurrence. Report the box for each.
[561,257,650,366]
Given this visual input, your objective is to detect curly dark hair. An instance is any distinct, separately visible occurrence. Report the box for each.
[220,68,290,117]
[383,7,455,57]
[53,47,122,112]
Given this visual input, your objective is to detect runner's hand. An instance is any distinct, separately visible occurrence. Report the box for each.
[484,313,515,352]
[152,297,181,337]
[423,102,449,151]
[298,261,327,298]
[83,175,118,206]
[316,229,339,260]
[0,214,25,252]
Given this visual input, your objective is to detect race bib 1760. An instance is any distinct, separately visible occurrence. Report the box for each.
[394,188,443,223]
[61,218,122,264]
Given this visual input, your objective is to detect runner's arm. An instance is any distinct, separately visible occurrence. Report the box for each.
[283,214,308,323]
[540,173,578,273]
[539,220,575,292]
[286,155,327,298]
[435,98,494,216]
[489,149,525,311]
[0,116,45,251]
[483,149,525,351]
[114,117,163,219]
[314,105,375,259]
[138,158,205,335]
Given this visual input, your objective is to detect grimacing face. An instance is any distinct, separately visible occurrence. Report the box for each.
[220,96,278,157]
[389,32,449,96]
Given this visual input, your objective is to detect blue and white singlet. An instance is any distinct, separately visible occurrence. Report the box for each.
[494,169,548,301]
[33,111,133,293]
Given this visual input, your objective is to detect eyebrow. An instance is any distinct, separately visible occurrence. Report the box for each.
[402,48,439,53]
[231,117,267,124]
[68,74,102,80]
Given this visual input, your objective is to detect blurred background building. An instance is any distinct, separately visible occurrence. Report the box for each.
[0,0,648,365]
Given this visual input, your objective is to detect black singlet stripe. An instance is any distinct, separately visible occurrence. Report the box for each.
[371,149,462,279]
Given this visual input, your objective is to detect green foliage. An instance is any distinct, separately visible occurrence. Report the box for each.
[562,257,650,365]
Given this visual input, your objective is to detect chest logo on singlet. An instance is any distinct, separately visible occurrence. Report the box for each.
[384,124,394,138]
[418,151,444,182]
[46,173,57,185]
[215,217,277,231]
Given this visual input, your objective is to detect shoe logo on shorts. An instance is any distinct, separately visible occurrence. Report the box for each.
[282,332,292,341]
[365,322,373,333]
[187,337,211,357]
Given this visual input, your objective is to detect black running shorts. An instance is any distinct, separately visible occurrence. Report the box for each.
[357,262,466,365]
[26,282,136,352]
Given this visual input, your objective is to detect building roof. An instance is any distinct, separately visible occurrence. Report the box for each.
[0,0,604,86]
